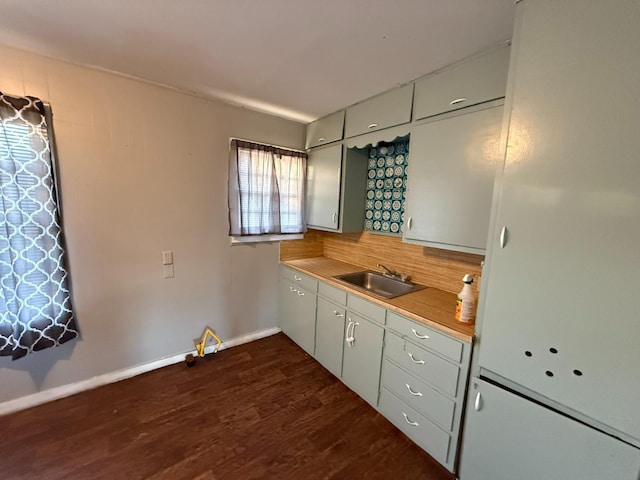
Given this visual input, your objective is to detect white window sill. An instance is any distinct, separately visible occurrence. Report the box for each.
[230,234,304,245]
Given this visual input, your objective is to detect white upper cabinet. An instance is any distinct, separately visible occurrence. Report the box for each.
[344,84,414,138]
[413,45,510,121]
[403,104,504,254]
[305,110,345,149]
[306,144,368,233]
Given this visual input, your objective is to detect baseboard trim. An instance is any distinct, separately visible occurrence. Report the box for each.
[0,326,280,417]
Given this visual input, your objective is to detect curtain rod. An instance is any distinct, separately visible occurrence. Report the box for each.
[229,137,306,154]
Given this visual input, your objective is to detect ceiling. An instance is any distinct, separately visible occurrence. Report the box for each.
[0,0,516,123]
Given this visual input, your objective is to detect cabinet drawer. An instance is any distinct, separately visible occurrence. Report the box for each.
[305,110,345,149]
[413,46,510,120]
[281,267,318,292]
[318,281,347,306]
[347,294,386,325]
[385,333,460,397]
[379,389,451,467]
[344,84,413,138]
[381,360,455,431]
[387,311,463,363]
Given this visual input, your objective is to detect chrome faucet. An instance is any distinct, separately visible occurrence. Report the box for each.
[377,263,397,277]
[377,264,412,283]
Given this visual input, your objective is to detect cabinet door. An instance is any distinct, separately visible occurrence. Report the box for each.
[305,110,345,149]
[413,46,510,120]
[341,312,384,407]
[279,279,316,355]
[315,297,345,377]
[404,105,503,254]
[306,144,342,230]
[344,84,413,138]
[478,0,640,442]
[459,378,640,480]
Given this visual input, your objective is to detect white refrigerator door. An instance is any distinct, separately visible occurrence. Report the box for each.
[459,378,640,480]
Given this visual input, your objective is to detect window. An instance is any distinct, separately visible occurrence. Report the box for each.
[228,139,307,240]
[0,92,77,360]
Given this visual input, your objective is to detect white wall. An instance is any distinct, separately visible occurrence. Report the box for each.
[0,45,305,404]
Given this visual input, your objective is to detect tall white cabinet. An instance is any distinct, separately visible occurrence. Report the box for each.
[461,0,640,477]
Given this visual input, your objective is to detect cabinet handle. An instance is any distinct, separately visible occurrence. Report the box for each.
[348,322,360,345]
[408,352,425,365]
[407,216,413,230]
[297,291,305,296]
[499,226,508,248]
[294,275,302,281]
[289,286,297,292]
[402,412,419,427]
[450,97,468,105]
[317,137,325,142]
[367,123,379,129]
[332,212,337,224]
[411,328,429,340]
[345,320,354,346]
[332,310,344,318]
[474,391,482,411]
[405,384,423,397]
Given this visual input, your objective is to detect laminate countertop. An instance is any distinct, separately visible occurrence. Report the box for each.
[281,256,475,343]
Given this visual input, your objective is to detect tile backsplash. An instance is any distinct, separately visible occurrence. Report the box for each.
[364,138,409,235]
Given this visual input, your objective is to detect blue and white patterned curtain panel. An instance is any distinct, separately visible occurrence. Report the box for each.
[364,139,409,234]
[0,92,77,360]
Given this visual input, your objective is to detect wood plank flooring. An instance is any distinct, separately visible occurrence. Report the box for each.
[0,333,456,480]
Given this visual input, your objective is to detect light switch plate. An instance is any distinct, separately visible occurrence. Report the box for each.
[162,250,173,265]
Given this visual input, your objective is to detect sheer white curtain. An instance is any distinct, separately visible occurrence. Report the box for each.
[228,139,306,236]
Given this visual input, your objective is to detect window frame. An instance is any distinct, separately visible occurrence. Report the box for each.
[228,137,307,244]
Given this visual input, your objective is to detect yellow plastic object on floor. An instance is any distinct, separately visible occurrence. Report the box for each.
[195,327,222,358]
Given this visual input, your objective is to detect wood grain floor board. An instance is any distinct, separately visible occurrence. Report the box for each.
[0,334,455,480]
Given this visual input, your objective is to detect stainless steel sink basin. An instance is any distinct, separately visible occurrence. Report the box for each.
[332,270,425,299]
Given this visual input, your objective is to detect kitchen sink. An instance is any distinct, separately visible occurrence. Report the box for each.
[332,270,425,299]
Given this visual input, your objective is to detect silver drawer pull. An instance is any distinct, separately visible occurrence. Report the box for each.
[406,384,423,397]
[367,122,379,129]
[289,286,297,292]
[408,352,425,365]
[297,291,305,296]
[450,97,467,105]
[402,412,419,427]
[294,275,302,281]
[317,137,325,142]
[332,310,344,318]
[411,328,429,340]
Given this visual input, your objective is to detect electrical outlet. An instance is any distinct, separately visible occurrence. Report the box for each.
[162,250,173,265]
[163,264,174,278]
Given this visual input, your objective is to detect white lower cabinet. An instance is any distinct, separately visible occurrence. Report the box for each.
[382,314,471,474]
[315,297,346,378]
[341,312,385,407]
[279,266,472,473]
[379,389,451,467]
[279,268,318,356]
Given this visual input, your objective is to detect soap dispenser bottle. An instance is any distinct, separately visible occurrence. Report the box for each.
[455,274,476,324]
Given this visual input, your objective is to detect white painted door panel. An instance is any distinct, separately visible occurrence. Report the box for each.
[305,144,342,230]
[479,0,640,442]
[459,378,640,480]
[404,105,503,253]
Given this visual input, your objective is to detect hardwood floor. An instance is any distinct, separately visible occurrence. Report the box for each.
[0,333,455,480]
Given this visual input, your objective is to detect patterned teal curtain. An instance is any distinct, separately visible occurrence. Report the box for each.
[0,92,77,360]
